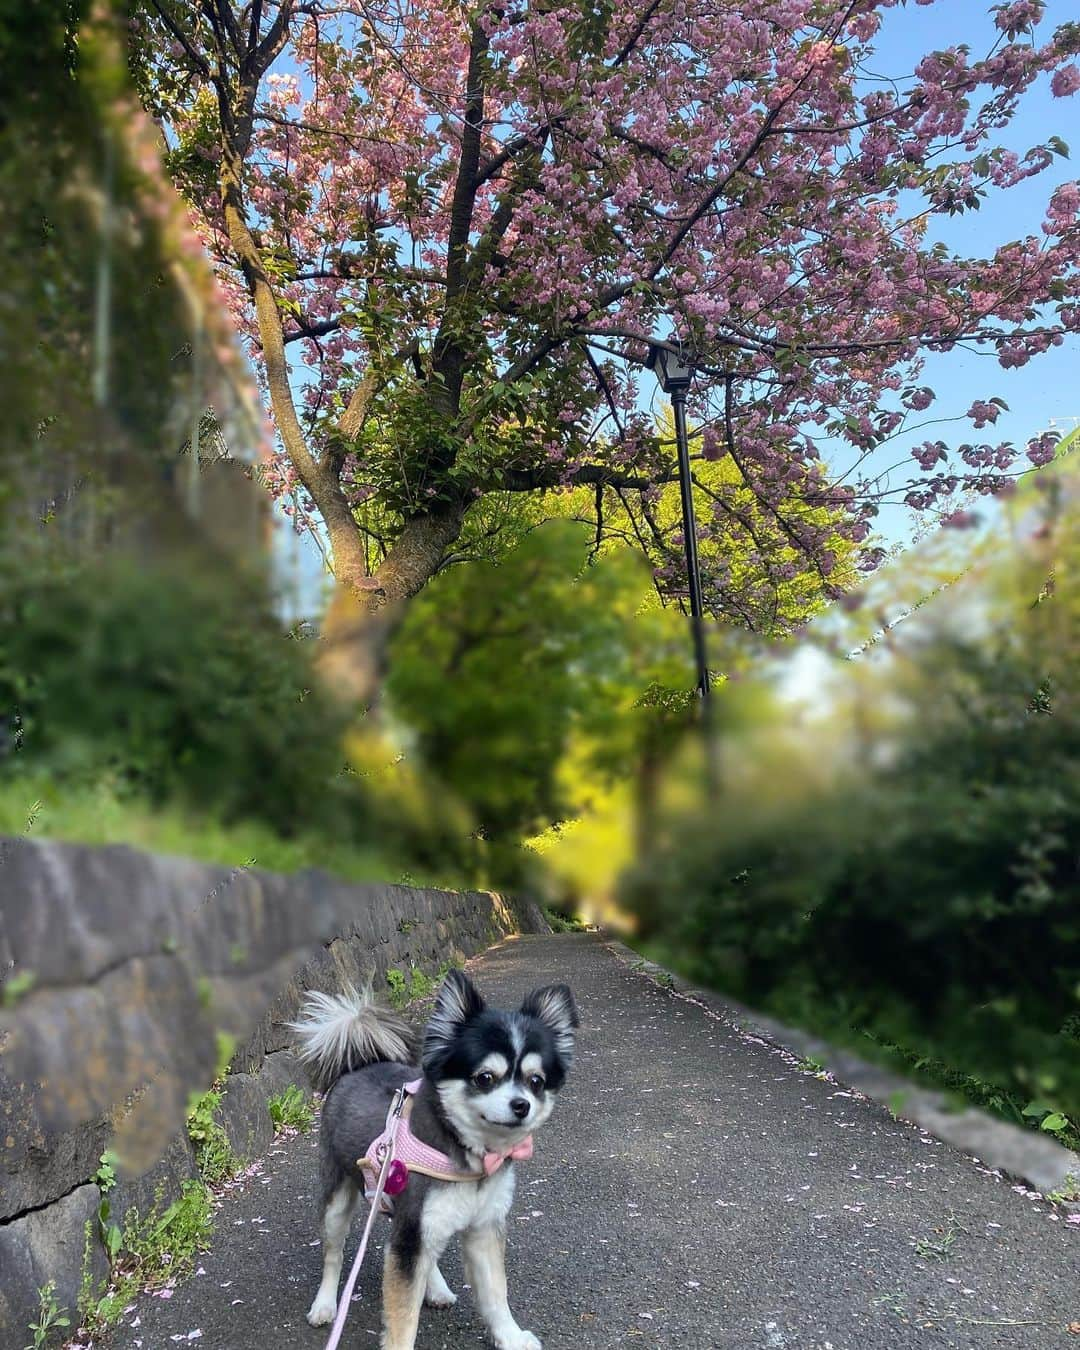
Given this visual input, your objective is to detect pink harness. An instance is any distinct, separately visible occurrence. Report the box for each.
[359,1078,534,1207]
[322,1079,533,1350]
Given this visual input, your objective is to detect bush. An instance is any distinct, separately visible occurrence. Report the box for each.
[0,556,356,838]
[620,503,1080,1136]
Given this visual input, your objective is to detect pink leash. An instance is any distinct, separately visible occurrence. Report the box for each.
[322,1086,406,1350]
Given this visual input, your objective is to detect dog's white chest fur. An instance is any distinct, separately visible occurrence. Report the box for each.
[421,1166,516,1247]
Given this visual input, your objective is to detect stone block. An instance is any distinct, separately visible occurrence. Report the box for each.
[216,1073,274,1165]
[259,1050,312,1102]
[0,1184,108,1346]
[0,1065,109,1223]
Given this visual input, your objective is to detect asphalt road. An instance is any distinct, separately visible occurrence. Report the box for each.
[107,933,1079,1350]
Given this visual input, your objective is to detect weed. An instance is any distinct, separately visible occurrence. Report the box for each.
[887,1089,910,1121]
[855,1032,1080,1153]
[797,1054,827,1077]
[185,1086,236,1184]
[386,967,408,1009]
[214,1031,237,1076]
[78,1180,214,1338]
[93,1151,123,1266]
[913,1214,966,1262]
[1044,1173,1080,1205]
[77,1220,104,1329]
[2,968,36,1007]
[406,966,440,1001]
[870,1287,909,1318]
[93,1151,118,1194]
[1021,1100,1076,1144]
[386,962,456,1010]
[24,1280,69,1350]
[268,1084,314,1133]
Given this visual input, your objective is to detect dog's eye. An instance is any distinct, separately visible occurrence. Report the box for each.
[527,1073,545,1094]
[473,1071,495,1091]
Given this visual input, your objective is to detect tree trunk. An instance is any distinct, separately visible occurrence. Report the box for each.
[317,501,467,708]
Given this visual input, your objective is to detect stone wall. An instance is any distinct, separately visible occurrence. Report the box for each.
[0,835,546,1341]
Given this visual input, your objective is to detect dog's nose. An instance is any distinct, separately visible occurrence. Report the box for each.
[509,1097,530,1120]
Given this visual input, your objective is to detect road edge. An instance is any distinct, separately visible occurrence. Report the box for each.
[603,938,1080,1209]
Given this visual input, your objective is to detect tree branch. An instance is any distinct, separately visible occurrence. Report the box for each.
[502,463,678,493]
[149,1,210,79]
[214,65,368,588]
[444,21,490,303]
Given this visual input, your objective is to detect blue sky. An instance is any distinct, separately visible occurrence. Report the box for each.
[272,0,1080,615]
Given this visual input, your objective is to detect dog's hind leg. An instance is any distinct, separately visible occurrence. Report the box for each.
[424,1262,457,1308]
[381,1232,434,1350]
[307,1177,360,1327]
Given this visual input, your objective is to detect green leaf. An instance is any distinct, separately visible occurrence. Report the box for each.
[1,969,35,1007]
[149,1199,182,1241]
[1040,1112,1068,1132]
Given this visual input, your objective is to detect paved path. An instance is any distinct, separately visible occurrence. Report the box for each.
[109,934,1079,1349]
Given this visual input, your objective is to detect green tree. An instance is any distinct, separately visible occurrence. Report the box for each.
[386,519,692,871]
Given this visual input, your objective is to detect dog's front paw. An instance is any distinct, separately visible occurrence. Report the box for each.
[493,1331,541,1350]
[306,1293,338,1327]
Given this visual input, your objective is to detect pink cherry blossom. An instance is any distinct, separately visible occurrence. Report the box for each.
[138,0,1080,618]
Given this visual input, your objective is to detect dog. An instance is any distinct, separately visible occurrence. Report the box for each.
[290,968,579,1350]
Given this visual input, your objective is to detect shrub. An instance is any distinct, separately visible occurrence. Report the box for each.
[620,509,1080,1136]
[0,556,356,838]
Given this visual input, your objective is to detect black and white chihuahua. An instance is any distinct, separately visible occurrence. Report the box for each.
[290,968,579,1350]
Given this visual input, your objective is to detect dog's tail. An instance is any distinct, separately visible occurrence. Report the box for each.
[288,983,414,1092]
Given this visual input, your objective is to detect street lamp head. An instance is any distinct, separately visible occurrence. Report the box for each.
[646,335,694,393]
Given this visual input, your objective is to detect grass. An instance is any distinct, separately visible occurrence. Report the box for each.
[912,1214,967,1262]
[268,1084,314,1133]
[0,773,492,895]
[0,775,388,884]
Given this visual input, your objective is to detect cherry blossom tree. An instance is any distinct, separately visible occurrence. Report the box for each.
[135,0,1080,631]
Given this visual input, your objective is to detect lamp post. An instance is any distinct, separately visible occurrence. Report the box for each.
[646,338,711,703]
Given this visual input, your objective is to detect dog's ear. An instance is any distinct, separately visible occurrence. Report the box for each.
[422,969,485,1071]
[521,984,579,1061]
